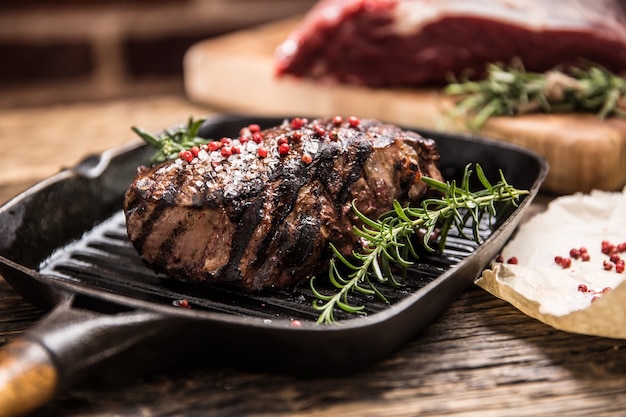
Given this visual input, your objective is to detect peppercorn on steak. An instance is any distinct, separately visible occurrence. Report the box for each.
[124,117,442,291]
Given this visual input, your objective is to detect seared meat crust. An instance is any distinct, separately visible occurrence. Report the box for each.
[124,117,442,291]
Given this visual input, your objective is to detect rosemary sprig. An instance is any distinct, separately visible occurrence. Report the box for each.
[311,164,528,324]
[445,62,626,129]
[132,116,210,164]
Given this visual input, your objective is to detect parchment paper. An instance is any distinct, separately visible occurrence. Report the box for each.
[476,187,626,339]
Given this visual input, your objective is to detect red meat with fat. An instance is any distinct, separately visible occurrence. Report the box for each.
[274,0,626,87]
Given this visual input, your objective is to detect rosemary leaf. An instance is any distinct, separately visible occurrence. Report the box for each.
[132,116,211,164]
[445,62,626,129]
[311,164,528,324]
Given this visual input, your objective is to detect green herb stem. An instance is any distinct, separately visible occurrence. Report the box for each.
[132,116,210,164]
[311,164,528,324]
[445,61,626,129]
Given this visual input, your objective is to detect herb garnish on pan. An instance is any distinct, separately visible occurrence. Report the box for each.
[310,164,527,323]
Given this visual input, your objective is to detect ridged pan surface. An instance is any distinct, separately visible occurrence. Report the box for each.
[0,113,548,375]
[38,210,486,321]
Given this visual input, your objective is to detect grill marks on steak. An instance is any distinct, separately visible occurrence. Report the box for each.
[274,0,626,87]
[124,117,442,291]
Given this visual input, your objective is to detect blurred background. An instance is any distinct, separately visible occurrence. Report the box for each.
[0,0,316,202]
[0,0,315,109]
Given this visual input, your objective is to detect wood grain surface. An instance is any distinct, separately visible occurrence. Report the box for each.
[0,96,209,191]
[1,277,626,417]
[1,96,626,416]
[184,18,626,195]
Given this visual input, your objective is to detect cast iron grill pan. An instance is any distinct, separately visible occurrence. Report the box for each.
[0,113,548,417]
[39,210,490,321]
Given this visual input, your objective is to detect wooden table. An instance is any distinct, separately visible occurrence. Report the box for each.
[1,96,626,417]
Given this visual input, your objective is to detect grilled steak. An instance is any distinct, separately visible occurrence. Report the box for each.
[274,0,626,87]
[124,117,442,291]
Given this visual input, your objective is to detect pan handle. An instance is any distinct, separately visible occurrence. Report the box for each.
[0,338,57,417]
[0,297,169,417]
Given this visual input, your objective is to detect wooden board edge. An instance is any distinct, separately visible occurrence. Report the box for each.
[183,20,626,195]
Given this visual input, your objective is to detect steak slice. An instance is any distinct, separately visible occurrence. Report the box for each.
[274,0,626,87]
[124,117,442,291]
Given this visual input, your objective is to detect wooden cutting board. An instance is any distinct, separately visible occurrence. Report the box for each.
[183,18,626,195]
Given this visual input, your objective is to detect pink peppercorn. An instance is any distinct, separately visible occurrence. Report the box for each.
[313,124,326,137]
[220,146,232,158]
[173,299,191,308]
[301,153,313,164]
[252,132,263,144]
[278,143,290,155]
[601,240,615,255]
[179,150,193,162]
[291,118,304,129]
[348,116,360,127]
[291,131,302,142]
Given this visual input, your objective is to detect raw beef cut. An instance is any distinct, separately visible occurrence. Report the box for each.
[274,0,626,87]
[124,117,442,291]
